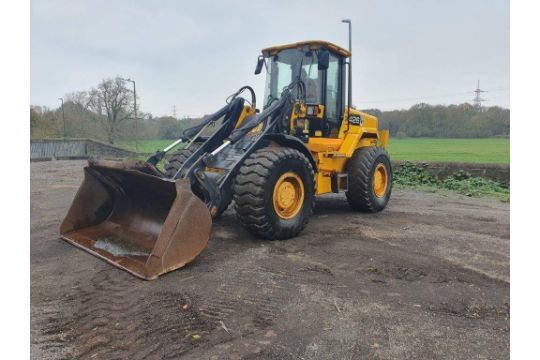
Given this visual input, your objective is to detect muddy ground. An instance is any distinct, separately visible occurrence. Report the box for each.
[30,160,509,359]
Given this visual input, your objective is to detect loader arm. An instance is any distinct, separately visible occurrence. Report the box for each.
[146,98,245,167]
[178,81,305,216]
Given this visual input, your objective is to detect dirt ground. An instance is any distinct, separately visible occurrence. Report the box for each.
[30,160,509,360]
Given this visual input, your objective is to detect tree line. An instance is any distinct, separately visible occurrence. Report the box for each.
[30,102,202,144]
[31,77,510,143]
[362,103,509,138]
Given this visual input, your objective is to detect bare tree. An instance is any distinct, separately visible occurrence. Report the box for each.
[66,91,90,109]
[86,77,134,144]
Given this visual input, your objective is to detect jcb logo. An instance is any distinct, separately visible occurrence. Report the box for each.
[348,115,362,125]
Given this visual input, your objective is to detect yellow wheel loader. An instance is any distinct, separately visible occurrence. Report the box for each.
[60,40,392,280]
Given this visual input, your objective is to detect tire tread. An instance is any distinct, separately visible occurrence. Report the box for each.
[233,147,315,239]
[346,146,392,212]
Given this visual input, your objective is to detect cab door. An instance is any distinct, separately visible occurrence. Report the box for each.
[321,53,345,138]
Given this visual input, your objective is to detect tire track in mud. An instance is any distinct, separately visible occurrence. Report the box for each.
[32,249,295,359]
[73,270,216,360]
[195,253,299,337]
[31,304,72,360]
[32,233,508,360]
[68,262,294,358]
[304,223,508,287]
[31,248,92,359]
[197,243,353,333]
[33,267,216,360]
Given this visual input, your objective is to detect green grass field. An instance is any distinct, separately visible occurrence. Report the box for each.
[387,138,509,164]
[119,137,509,164]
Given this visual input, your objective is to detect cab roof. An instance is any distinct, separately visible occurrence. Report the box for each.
[261,40,351,58]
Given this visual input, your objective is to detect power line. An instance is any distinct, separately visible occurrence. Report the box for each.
[361,91,473,104]
[359,86,508,105]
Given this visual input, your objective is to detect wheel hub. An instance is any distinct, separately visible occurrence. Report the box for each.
[273,172,304,219]
[373,163,388,198]
[277,182,296,208]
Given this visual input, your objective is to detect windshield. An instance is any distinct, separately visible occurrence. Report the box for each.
[263,49,322,108]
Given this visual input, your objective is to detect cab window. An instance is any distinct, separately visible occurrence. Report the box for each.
[300,59,322,104]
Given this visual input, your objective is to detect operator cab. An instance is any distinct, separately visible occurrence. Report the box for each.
[256,41,350,139]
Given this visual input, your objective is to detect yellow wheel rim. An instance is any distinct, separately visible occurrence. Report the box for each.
[273,172,304,219]
[373,163,388,198]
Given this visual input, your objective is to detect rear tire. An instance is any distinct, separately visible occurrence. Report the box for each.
[233,147,315,240]
[346,146,392,212]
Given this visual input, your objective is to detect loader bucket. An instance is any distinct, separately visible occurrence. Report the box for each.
[60,160,212,280]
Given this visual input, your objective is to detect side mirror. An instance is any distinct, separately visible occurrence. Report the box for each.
[318,50,329,70]
[254,56,265,75]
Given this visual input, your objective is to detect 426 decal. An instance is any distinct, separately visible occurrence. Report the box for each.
[348,115,363,125]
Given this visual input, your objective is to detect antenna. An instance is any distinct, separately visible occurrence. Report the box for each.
[172,105,177,119]
[472,80,487,110]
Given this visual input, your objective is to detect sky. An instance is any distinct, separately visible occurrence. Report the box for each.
[31,0,509,117]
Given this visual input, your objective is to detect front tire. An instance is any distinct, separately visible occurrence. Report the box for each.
[233,147,315,240]
[346,146,392,212]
